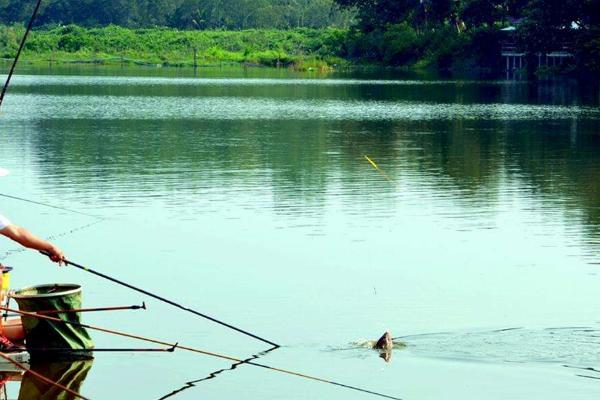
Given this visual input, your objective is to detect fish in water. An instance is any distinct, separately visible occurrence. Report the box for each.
[373,331,394,351]
[338,331,403,363]
[373,331,394,362]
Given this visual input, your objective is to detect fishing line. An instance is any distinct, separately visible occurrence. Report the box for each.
[0,0,44,111]
[391,330,453,341]
[6,189,277,346]
[0,193,101,218]
[3,306,403,400]
[45,219,105,241]
[39,251,279,347]
[0,218,104,262]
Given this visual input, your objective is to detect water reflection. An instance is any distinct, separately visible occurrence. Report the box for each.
[563,365,600,381]
[4,94,600,121]
[158,346,278,400]
[17,359,92,400]
[12,111,600,262]
[3,72,600,107]
[0,370,24,400]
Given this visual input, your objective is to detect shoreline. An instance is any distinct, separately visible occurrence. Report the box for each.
[1,25,589,79]
[1,25,351,72]
[0,55,344,72]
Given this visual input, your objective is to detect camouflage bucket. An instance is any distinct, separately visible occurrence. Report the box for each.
[12,284,94,360]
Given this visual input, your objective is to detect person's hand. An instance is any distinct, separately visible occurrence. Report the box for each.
[46,245,65,266]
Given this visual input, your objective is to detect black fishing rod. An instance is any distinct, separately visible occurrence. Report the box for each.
[0,0,44,111]
[33,302,146,315]
[39,251,279,347]
[1,302,146,319]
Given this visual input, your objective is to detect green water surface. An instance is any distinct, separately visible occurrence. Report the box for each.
[0,66,599,399]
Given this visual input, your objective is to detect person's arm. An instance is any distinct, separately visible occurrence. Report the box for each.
[0,224,65,264]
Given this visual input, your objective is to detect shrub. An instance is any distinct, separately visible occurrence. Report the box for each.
[464,27,502,71]
[419,27,464,70]
[56,25,90,52]
[382,23,419,65]
[0,25,21,57]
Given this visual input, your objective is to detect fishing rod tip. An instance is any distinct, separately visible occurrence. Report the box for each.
[168,342,179,352]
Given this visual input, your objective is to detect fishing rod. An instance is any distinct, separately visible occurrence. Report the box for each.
[33,302,146,315]
[39,251,279,347]
[0,351,90,400]
[3,306,402,400]
[21,344,177,353]
[0,0,44,111]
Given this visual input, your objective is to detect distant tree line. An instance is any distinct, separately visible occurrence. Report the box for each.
[333,0,600,73]
[333,0,598,39]
[0,0,353,30]
[1,0,598,74]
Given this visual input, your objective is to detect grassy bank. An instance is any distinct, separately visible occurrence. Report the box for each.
[0,25,350,71]
[1,24,540,76]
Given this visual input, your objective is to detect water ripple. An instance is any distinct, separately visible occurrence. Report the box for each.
[400,326,600,367]
[3,94,598,121]
[2,75,522,87]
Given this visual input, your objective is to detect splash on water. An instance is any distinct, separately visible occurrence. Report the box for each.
[330,326,600,379]
[400,326,600,367]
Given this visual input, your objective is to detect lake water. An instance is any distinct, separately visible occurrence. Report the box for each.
[0,66,599,399]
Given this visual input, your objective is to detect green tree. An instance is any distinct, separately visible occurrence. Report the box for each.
[382,22,418,64]
[335,0,419,31]
[1,0,351,30]
[459,0,503,28]
[518,0,582,54]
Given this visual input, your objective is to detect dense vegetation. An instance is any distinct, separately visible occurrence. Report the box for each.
[0,25,348,70]
[334,0,600,74]
[0,0,353,30]
[0,0,599,75]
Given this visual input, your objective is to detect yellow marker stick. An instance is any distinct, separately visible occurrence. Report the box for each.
[363,155,391,181]
[364,155,380,170]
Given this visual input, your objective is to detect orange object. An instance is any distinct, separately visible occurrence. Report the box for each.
[0,317,24,341]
